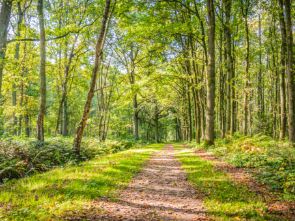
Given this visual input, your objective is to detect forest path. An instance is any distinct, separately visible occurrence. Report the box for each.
[89,145,208,220]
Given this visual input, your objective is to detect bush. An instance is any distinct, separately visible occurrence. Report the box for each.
[0,137,136,183]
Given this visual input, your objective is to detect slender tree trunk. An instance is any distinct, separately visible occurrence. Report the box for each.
[62,95,68,136]
[187,85,193,141]
[205,0,215,145]
[25,113,30,137]
[133,94,139,140]
[231,30,237,134]
[278,0,287,139]
[0,0,12,97]
[20,41,28,136]
[191,46,201,143]
[219,22,225,138]
[129,48,139,140]
[242,1,250,135]
[283,0,295,142]
[224,0,233,135]
[12,3,24,135]
[133,93,139,140]
[155,104,160,143]
[73,0,111,155]
[192,87,201,143]
[36,0,46,142]
[257,14,263,120]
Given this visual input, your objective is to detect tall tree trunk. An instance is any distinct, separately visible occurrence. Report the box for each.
[73,0,111,155]
[154,104,160,143]
[231,30,237,134]
[242,1,250,135]
[278,0,287,139]
[12,2,24,135]
[20,41,28,136]
[129,47,139,140]
[36,0,46,142]
[257,14,263,120]
[191,44,201,143]
[192,86,201,143]
[224,0,233,135]
[187,84,193,141]
[0,0,12,97]
[283,0,295,142]
[205,0,215,145]
[219,20,225,138]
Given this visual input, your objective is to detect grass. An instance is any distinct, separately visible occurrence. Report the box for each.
[198,134,295,200]
[174,144,275,221]
[0,143,163,221]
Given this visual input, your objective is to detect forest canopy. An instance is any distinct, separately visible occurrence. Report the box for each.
[0,0,294,150]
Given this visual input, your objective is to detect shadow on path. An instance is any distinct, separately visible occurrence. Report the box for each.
[64,145,209,221]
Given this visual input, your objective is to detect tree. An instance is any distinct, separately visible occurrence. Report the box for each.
[73,0,112,155]
[283,0,295,142]
[0,0,13,97]
[278,0,287,139]
[205,0,216,145]
[36,0,46,142]
[240,0,250,135]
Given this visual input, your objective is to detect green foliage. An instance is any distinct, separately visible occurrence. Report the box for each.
[202,135,295,200]
[0,138,137,183]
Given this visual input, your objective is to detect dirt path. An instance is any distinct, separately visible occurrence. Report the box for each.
[70,145,208,220]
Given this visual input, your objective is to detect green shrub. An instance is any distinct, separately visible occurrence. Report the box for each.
[0,138,136,183]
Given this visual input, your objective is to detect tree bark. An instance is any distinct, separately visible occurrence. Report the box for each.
[12,2,24,135]
[242,0,250,135]
[130,63,139,140]
[73,0,111,155]
[0,0,13,97]
[219,23,225,138]
[257,14,264,119]
[224,0,233,135]
[205,0,216,145]
[231,30,237,134]
[36,0,46,142]
[278,0,287,139]
[187,82,193,141]
[154,103,160,143]
[133,94,139,140]
[25,113,30,137]
[283,0,295,142]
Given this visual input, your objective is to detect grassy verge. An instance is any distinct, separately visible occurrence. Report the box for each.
[197,134,295,200]
[0,144,162,221]
[175,145,274,220]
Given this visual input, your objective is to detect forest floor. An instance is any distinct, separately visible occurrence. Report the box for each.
[1,143,294,220]
[65,144,294,220]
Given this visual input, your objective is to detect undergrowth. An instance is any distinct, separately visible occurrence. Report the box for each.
[0,137,136,183]
[198,134,295,200]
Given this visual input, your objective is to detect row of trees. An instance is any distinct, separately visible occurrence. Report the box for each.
[158,0,294,145]
[0,0,294,153]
